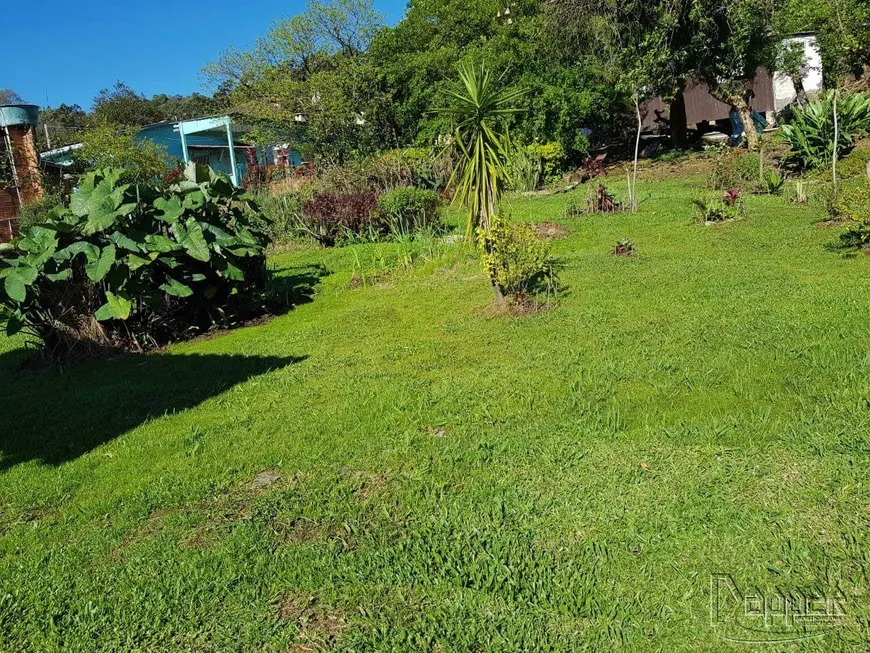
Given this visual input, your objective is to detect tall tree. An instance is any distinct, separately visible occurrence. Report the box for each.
[202,0,386,163]
[549,0,689,208]
[91,82,166,128]
[0,89,25,105]
[36,104,89,150]
[685,0,780,150]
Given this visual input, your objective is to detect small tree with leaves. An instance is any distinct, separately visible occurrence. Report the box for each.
[685,0,780,151]
[435,63,526,302]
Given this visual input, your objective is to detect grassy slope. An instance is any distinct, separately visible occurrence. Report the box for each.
[1,172,869,651]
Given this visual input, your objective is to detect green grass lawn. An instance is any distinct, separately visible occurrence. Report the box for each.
[2,170,870,651]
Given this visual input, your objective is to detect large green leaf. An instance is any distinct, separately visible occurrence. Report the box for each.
[4,274,26,303]
[159,277,194,297]
[126,253,155,270]
[94,291,132,321]
[56,241,99,263]
[154,196,185,223]
[144,234,181,253]
[216,258,245,281]
[3,265,37,302]
[108,231,142,252]
[4,311,24,336]
[85,245,116,282]
[176,219,210,262]
[182,191,206,212]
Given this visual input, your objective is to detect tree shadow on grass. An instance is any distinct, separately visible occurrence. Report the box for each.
[268,263,330,312]
[0,351,306,471]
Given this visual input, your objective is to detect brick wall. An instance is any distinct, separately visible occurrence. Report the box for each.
[0,124,41,242]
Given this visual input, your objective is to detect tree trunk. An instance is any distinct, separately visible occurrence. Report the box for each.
[480,203,505,305]
[833,89,839,189]
[735,99,760,151]
[792,76,808,107]
[491,278,506,304]
[669,92,688,148]
[632,95,641,213]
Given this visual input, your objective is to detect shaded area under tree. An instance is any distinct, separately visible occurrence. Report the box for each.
[0,352,306,471]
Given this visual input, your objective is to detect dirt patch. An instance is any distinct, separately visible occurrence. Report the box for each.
[345,470,390,503]
[274,517,324,544]
[814,219,849,229]
[476,297,555,318]
[249,469,283,490]
[120,470,294,554]
[535,222,570,240]
[278,593,346,649]
[347,272,391,289]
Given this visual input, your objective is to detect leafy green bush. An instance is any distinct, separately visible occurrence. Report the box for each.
[18,191,65,230]
[760,168,785,195]
[74,124,171,182]
[368,148,452,191]
[780,91,870,169]
[507,147,543,192]
[477,217,554,301]
[692,189,745,223]
[821,183,870,249]
[376,187,442,233]
[836,145,870,179]
[255,191,312,242]
[0,165,268,357]
[708,148,761,190]
[526,142,566,184]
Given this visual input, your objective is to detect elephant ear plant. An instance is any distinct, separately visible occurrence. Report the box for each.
[0,164,270,358]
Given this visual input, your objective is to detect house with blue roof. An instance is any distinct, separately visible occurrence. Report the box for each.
[41,115,303,187]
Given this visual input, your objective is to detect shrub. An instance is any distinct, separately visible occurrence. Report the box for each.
[478,217,554,301]
[760,168,785,195]
[376,187,442,233]
[507,147,543,192]
[74,124,170,182]
[315,163,371,195]
[526,142,566,184]
[18,191,65,230]
[836,145,870,179]
[300,191,380,246]
[0,165,268,358]
[692,189,745,223]
[780,91,870,169]
[367,148,451,192]
[822,183,870,248]
[588,185,621,213]
[612,238,635,256]
[708,148,761,190]
[255,190,314,243]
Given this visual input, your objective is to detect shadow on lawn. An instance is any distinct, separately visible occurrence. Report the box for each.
[0,352,306,471]
[269,263,330,311]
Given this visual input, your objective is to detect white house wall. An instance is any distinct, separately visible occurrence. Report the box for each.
[774,35,824,112]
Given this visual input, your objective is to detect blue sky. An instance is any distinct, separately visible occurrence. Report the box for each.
[4,0,407,109]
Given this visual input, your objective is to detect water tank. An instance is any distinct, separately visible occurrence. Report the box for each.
[0,104,39,128]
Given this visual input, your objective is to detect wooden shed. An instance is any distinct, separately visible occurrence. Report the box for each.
[641,68,776,136]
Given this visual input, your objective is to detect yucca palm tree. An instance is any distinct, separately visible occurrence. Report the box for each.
[435,63,526,236]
